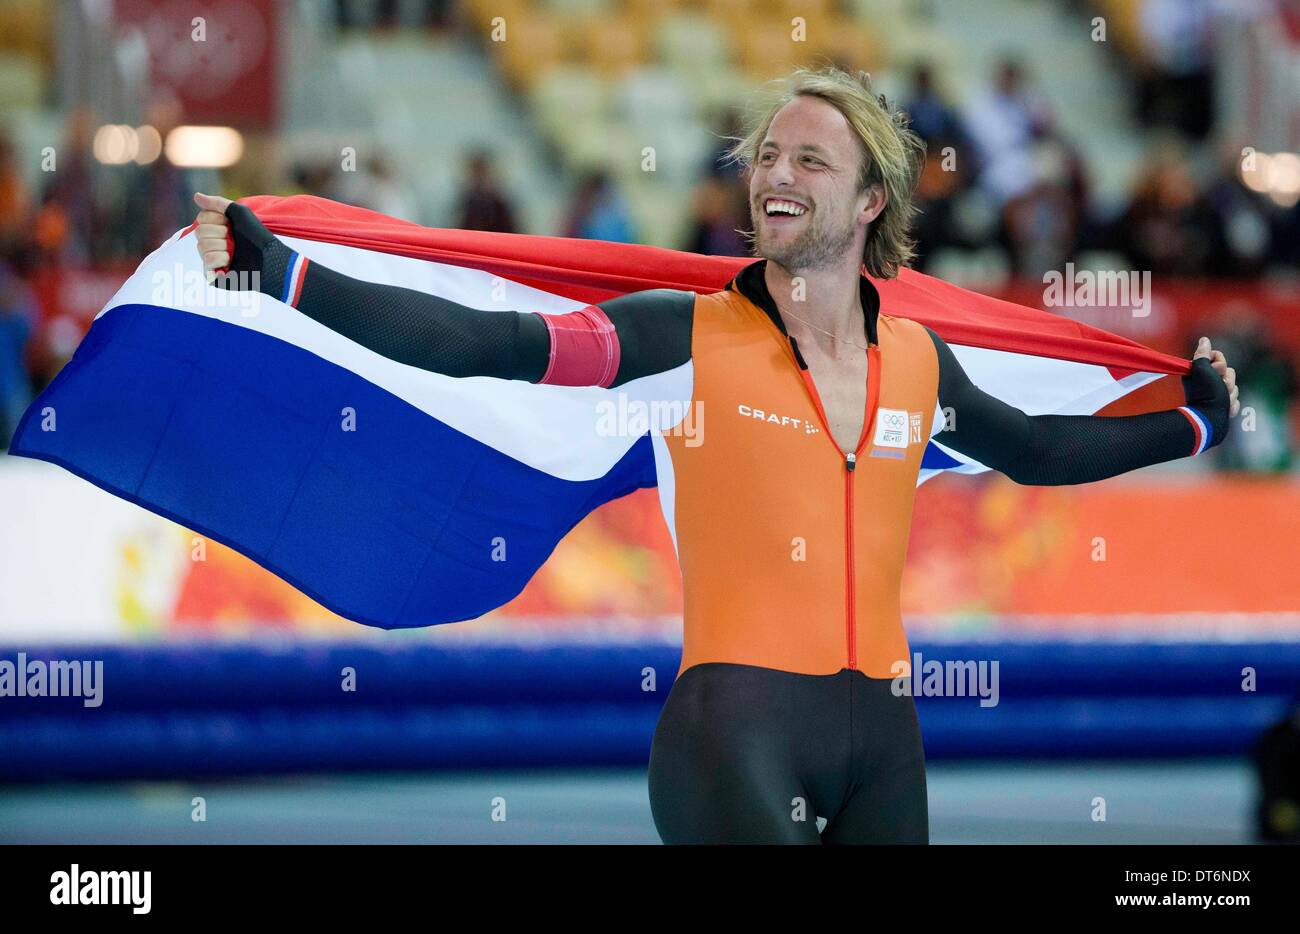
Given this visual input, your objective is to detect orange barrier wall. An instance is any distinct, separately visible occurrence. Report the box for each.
[904,475,1300,616]
[158,475,1300,636]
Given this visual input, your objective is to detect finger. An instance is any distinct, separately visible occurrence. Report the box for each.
[1192,336,1211,360]
[202,249,230,269]
[193,192,233,214]
[195,220,229,236]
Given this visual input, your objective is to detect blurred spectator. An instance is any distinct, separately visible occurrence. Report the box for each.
[685,110,753,255]
[335,154,418,222]
[120,95,200,258]
[43,106,100,262]
[1254,701,1300,843]
[1000,124,1090,278]
[910,145,968,272]
[1110,139,1216,276]
[334,0,452,30]
[705,107,747,180]
[1206,306,1297,473]
[561,170,635,243]
[0,260,36,450]
[30,192,70,263]
[291,161,341,199]
[1136,0,1215,140]
[336,0,397,29]
[142,95,198,251]
[1272,189,1300,271]
[1200,143,1278,278]
[905,63,973,156]
[962,59,1050,207]
[0,133,32,249]
[455,150,517,234]
[906,64,979,271]
[685,175,749,256]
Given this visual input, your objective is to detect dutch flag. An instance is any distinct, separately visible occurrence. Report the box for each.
[8,195,1194,629]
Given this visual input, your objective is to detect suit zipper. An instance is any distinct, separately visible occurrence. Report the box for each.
[844,452,858,668]
[793,344,882,671]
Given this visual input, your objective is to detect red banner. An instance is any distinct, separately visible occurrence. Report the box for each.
[112,0,281,130]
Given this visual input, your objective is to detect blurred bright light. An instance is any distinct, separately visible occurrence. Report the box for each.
[1239,150,1300,206]
[1268,152,1300,194]
[133,125,163,165]
[92,124,138,164]
[1240,152,1271,193]
[164,126,244,168]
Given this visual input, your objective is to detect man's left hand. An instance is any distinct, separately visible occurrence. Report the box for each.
[1193,336,1239,418]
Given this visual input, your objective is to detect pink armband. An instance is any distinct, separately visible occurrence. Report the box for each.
[537,305,620,388]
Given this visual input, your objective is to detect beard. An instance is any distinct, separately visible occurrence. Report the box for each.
[751,202,858,272]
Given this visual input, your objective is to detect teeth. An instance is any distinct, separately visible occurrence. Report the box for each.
[765,199,807,216]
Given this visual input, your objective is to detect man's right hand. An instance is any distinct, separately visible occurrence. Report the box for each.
[192,193,291,299]
[193,191,234,283]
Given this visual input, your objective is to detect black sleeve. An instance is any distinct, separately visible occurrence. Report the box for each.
[291,257,555,381]
[597,288,695,387]
[925,327,1230,485]
[216,202,694,385]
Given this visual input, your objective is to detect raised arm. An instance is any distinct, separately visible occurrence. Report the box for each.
[926,327,1237,485]
[192,193,693,388]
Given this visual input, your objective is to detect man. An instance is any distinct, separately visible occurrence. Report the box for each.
[454,149,517,234]
[192,66,1237,844]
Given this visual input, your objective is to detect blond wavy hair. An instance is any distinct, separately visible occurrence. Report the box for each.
[726,66,926,279]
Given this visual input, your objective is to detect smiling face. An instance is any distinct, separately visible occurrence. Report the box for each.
[749,95,886,273]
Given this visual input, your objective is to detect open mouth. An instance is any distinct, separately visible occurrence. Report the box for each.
[762,196,808,218]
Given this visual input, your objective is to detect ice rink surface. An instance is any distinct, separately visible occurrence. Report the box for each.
[0,760,1256,844]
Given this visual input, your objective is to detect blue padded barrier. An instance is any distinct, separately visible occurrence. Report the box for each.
[0,641,1295,780]
[0,643,680,714]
